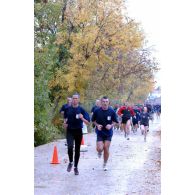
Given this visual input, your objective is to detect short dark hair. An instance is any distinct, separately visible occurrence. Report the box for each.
[101,96,109,100]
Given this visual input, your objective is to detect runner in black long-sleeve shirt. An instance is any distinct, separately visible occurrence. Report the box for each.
[64,94,90,175]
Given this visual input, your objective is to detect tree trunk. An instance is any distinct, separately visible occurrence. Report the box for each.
[127,90,133,102]
[51,96,62,118]
[62,0,68,23]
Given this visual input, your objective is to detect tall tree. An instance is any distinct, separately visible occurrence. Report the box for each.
[52,0,155,102]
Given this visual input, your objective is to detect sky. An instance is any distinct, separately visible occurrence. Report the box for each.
[125,0,161,88]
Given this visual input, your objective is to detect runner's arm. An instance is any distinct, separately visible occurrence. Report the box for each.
[80,109,90,125]
[93,121,103,130]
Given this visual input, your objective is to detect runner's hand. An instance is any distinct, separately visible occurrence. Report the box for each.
[63,123,68,129]
[106,124,112,130]
[97,124,103,131]
[79,113,84,120]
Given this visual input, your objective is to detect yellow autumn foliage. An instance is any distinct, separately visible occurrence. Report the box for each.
[49,0,158,102]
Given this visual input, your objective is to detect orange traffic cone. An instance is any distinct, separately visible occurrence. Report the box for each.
[81,137,84,145]
[50,145,60,164]
[80,137,88,152]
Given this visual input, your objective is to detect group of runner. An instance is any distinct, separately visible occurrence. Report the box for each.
[59,94,160,175]
[112,102,153,142]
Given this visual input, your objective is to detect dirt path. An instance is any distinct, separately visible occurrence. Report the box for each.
[34,117,161,195]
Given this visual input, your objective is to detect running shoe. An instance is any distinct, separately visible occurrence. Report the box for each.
[103,163,108,171]
[67,162,73,172]
[74,167,79,175]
